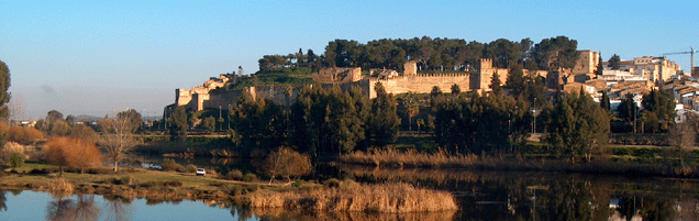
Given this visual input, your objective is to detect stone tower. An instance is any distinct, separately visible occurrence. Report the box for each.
[403,60,417,76]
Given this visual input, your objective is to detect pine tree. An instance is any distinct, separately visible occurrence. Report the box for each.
[490,72,502,93]
[505,65,525,95]
[450,84,461,95]
[367,82,400,147]
[0,60,10,120]
[595,54,604,77]
[600,91,611,111]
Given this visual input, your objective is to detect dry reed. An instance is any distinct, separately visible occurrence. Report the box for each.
[245,181,458,213]
[340,148,478,168]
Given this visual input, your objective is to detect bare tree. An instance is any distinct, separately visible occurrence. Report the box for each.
[99,114,139,173]
[262,146,312,184]
[669,112,698,167]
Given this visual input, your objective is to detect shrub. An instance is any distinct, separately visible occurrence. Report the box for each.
[323,178,341,188]
[8,153,24,168]
[242,173,257,182]
[43,137,103,174]
[162,158,184,172]
[48,178,74,198]
[262,146,312,183]
[226,169,243,180]
[185,164,197,173]
[68,124,98,144]
[8,126,44,145]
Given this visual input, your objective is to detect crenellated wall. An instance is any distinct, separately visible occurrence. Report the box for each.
[368,73,470,98]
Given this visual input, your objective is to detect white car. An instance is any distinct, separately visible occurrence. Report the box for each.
[196,168,206,176]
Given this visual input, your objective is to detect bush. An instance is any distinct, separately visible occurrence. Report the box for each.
[8,152,24,168]
[162,158,184,172]
[8,126,44,145]
[43,137,103,173]
[323,178,341,188]
[111,176,134,185]
[225,169,243,180]
[262,146,312,183]
[185,164,197,173]
[242,173,257,182]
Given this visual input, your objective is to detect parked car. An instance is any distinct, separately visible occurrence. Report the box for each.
[196,168,206,176]
[141,163,163,170]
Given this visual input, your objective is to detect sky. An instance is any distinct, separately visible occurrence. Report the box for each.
[1,0,697,119]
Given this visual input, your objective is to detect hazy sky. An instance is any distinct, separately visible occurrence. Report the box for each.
[1,0,697,119]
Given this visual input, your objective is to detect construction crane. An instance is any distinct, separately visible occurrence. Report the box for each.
[663,47,695,75]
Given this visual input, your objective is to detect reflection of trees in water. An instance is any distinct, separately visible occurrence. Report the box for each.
[230,206,254,221]
[46,194,99,221]
[240,207,456,221]
[0,190,6,212]
[103,195,133,221]
[342,166,699,220]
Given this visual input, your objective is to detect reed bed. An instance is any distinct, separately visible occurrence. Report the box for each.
[245,181,458,213]
[340,148,479,168]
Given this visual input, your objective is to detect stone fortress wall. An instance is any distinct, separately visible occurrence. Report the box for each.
[170,49,664,113]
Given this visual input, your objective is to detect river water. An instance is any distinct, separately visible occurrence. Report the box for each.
[3,163,699,220]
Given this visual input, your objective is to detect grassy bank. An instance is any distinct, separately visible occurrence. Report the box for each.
[0,163,457,214]
[340,148,699,178]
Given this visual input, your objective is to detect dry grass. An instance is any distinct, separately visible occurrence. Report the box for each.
[47,178,74,197]
[245,180,458,213]
[341,148,478,168]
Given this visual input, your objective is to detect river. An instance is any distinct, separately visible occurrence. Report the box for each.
[3,161,699,220]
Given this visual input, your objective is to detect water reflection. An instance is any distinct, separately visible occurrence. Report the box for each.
[344,166,699,221]
[0,190,6,212]
[246,208,456,221]
[4,164,699,220]
[103,196,132,221]
[46,195,99,221]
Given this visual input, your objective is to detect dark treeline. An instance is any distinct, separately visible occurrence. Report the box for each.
[258,36,579,73]
[220,83,399,160]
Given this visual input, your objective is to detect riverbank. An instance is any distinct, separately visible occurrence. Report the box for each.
[0,164,458,214]
[340,147,699,178]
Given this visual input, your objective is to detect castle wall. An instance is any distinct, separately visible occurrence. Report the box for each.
[368,74,470,98]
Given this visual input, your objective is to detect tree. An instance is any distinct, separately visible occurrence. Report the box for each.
[168,106,188,141]
[48,120,71,136]
[450,84,461,95]
[262,146,312,184]
[290,86,365,158]
[116,109,143,133]
[431,86,442,97]
[0,60,10,120]
[8,126,44,145]
[367,82,400,147]
[532,36,579,71]
[595,54,604,77]
[617,94,638,133]
[608,54,621,70]
[641,89,676,131]
[68,124,98,144]
[505,65,525,95]
[397,94,419,131]
[547,92,609,162]
[201,116,216,132]
[600,91,611,111]
[44,137,102,175]
[490,72,503,93]
[99,112,139,173]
